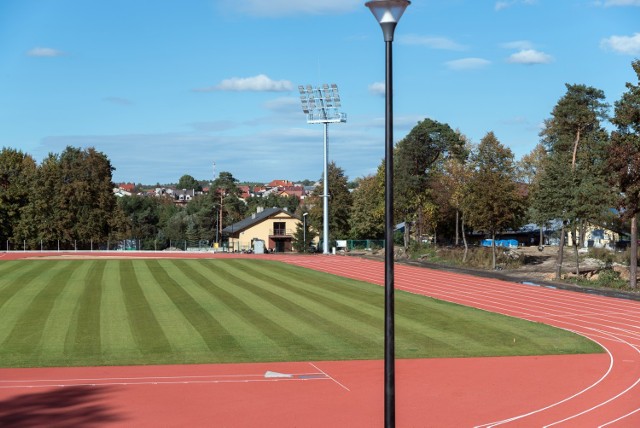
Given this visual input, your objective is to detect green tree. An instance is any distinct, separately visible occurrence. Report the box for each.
[15,147,124,249]
[608,59,640,288]
[0,148,36,243]
[464,132,525,269]
[177,174,202,192]
[293,213,318,252]
[349,174,384,239]
[517,143,548,246]
[307,162,352,245]
[211,171,246,240]
[439,148,472,251]
[534,84,612,278]
[245,193,299,214]
[393,118,466,248]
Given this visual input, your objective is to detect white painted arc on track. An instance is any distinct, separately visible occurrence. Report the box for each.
[279,255,640,427]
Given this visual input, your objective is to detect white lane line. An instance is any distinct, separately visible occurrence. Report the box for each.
[543,340,640,427]
[473,334,614,428]
[308,362,350,392]
[0,370,331,389]
[599,406,640,427]
[0,377,332,389]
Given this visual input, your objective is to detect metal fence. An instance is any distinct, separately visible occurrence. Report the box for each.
[3,238,240,253]
[346,240,385,251]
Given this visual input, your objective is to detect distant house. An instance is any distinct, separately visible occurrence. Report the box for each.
[222,207,302,253]
[112,187,131,197]
[266,179,294,188]
[238,185,251,199]
[278,185,307,201]
[118,182,136,193]
[173,189,196,205]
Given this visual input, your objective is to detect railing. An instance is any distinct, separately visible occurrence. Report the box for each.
[269,229,294,237]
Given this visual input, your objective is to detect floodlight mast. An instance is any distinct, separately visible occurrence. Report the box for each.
[299,84,347,255]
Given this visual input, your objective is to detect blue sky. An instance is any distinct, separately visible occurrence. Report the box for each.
[1,0,639,185]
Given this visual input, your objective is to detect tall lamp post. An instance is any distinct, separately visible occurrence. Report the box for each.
[299,84,347,254]
[365,1,410,427]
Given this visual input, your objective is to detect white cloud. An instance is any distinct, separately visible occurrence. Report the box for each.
[507,49,553,64]
[26,47,65,57]
[368,82,385,96]
[602,0,640,6]
[445,58,491,71]
[218,0,360,17]
[194,74,294,92]
[398,35,467,51]
[601,33,640,55]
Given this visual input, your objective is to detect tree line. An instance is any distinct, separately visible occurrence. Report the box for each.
[1,60,638,285]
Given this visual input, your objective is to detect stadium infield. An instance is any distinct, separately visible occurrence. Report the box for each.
[0,251,639,426]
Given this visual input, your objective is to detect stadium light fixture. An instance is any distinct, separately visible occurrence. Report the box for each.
[365,1,410,427]
[298,84,347,255]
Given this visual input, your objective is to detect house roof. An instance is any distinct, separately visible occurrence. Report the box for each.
[266,179,293,188]
[222,207,296,234]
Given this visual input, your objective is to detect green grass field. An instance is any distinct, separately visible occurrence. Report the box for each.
[0,258,601,368]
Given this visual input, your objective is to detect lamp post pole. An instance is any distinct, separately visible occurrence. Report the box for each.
[303,212,308,252]
[365,2,410,427]
[323,122,330,254]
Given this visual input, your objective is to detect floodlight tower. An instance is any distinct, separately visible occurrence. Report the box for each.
[299,83,347,255]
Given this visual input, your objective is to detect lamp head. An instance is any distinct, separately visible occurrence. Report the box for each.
[365,0,410,42]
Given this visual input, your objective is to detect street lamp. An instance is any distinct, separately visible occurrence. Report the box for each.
[365,1,410,427]
[303,212,308,252]
[299,84,347,254]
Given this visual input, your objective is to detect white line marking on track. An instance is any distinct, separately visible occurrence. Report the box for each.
[473,334,615,428]
[543,337,640,427]
[599,406,640,427]
[308,362,350,392]
[0,371,332,389]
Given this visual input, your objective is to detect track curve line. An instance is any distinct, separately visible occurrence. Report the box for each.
[281,255,640,427]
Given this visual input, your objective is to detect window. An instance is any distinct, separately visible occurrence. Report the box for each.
[273,222,286,235]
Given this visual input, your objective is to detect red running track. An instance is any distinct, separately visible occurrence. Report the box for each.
[0,252,638,426]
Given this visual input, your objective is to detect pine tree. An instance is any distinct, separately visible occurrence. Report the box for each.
[608,60,640,288]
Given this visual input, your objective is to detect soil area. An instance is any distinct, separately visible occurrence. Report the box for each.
[492,245,603,281]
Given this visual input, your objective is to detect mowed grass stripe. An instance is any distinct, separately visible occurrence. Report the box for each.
[229,261,382,347]
[194,260,328,359]
[209,260,378,358]
[38,260,96,362]
[0,260,78,356]
[0,261,55,315]
[0,261,61,348]
[101,260,140,361]
[64,260,105,357]
[134,261,211,357]
[145,259,239,357]
[163,260,273,360]
[176,260,301,361]
[234,260,459,357]
[119,260,172,355]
